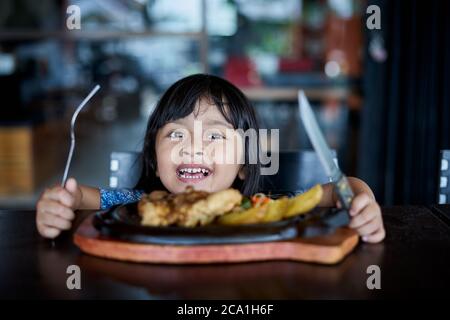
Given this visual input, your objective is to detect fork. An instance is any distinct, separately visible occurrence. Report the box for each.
[61,85,101,187]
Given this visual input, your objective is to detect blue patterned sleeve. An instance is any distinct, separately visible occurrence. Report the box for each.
[99,188,145,210]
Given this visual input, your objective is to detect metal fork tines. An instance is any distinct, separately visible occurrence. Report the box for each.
[61,85,101,187]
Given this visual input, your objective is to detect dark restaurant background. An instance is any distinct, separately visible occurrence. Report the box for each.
[0,0,448,209]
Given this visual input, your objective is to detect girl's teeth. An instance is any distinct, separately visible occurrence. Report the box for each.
[178,167,210,177]
[179,168,209,173]
[180,174,201,179]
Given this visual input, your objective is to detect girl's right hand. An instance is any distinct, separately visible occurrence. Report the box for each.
[36,178,82,239]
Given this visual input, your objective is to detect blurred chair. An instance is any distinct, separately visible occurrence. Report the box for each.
[438,150,450,204]
[109,151,142,189]
[108,150,337,194]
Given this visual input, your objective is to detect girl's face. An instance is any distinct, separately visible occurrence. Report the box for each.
[155,99,244,194]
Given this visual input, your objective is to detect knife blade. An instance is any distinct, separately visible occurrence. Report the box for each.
[298,90,354,211]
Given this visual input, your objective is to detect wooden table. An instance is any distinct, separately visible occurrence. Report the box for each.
[1,206,450,299]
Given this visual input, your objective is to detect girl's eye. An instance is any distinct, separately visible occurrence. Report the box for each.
[207,132,226,141]
[168,131,185,140]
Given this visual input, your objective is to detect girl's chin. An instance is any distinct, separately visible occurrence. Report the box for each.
[166,178,213,193]
[170,184,211,194]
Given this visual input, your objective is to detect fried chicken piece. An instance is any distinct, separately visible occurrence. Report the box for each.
[138,187,242,227]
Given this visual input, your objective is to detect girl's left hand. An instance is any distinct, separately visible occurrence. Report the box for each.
[344,193,385,243]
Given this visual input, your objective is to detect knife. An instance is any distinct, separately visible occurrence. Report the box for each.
[298,90,353,227]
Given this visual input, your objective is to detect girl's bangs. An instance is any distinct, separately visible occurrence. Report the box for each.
[158,78,236,129]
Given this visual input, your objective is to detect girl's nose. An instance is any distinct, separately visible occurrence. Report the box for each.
[180,146,204,156]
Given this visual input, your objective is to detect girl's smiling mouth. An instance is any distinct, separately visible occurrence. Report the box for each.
[176,164,213,183]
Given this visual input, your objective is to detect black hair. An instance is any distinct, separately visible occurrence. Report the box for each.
[135,73,261,196]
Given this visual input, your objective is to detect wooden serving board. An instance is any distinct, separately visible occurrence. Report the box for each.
[74,214,359,265]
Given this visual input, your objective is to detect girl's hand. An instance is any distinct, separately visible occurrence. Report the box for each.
[341,192,385,243]
[36,178,82,239]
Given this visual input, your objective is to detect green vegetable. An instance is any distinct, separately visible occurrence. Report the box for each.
[240,197,252,210]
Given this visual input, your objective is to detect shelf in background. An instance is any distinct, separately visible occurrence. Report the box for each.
[0,30,204,41]
[241,87,362,109]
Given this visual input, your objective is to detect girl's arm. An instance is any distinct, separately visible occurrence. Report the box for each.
[98,188,144,210]
[319,177,375,207]
[319,177,385,243]
[79,185,101,209]
[36,178,142,238]
[80,185,145,210]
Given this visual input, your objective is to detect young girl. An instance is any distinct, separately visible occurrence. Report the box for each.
[36,74,385,243]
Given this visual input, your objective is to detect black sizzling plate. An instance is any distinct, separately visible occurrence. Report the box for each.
[93,202,318,245]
